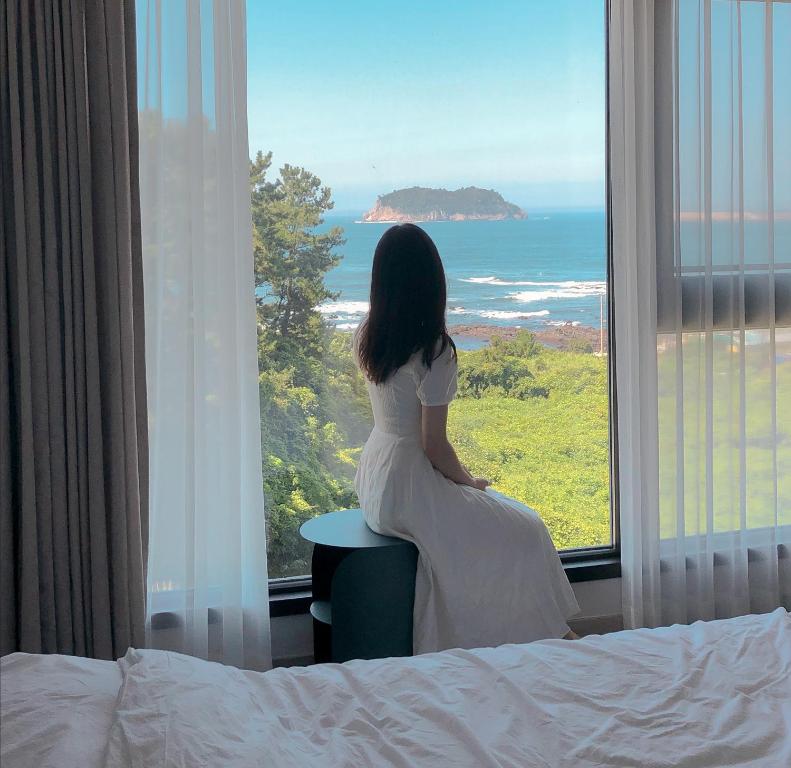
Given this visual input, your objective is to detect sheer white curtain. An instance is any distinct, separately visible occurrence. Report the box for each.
[137,0,271,669]
[609,0,663,629]
[613,0,791,628]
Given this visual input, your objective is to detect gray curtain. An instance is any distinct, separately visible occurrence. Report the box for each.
[0,0,148,659]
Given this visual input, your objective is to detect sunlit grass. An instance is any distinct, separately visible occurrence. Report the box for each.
[449,345,611,550]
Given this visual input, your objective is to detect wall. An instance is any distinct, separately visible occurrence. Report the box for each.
[271,577,624,667]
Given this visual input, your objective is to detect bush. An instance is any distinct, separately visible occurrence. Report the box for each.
[567,338,594,354]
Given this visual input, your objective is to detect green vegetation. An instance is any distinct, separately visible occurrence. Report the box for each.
[253,154,610,578]
[366,186,526,220]
[450,336,610,549]
[252,152,369,576]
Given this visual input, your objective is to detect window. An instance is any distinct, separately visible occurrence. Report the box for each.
[248,1,612,579]
[654,0,791,544]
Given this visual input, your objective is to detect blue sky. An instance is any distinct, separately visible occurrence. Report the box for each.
[246,0,606,212]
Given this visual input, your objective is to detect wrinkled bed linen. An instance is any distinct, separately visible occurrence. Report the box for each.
[103,609,791,767]
[0,652,121,768]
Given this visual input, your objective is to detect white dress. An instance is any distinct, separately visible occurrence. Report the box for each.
[354,339,580,654]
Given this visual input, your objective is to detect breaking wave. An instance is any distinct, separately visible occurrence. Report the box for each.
[478,309,550,320]
[462,276,606,295]
[509,282,606,303]
[317,301,369,315]
[447,307,550,320]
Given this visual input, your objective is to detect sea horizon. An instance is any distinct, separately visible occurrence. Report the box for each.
[314,210,608,348]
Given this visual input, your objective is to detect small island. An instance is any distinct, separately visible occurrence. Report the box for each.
[362,186,527,223]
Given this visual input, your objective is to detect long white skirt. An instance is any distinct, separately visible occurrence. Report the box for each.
[355,427,580,654]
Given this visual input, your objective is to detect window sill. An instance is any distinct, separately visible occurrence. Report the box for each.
[268,556,622,617]
[562,555,621,582]
[270,589,312,618]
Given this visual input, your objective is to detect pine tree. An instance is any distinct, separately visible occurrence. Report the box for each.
[251,151,358,576]
[250,151,345,382]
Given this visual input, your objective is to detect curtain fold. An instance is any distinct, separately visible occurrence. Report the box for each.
[0,0,148,659]
[613,0,791,628]
[137,0,271,671]
[609,0,663,629]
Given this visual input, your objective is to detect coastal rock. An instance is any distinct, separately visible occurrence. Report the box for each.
[449,322,607,353]
[362,186,527,223]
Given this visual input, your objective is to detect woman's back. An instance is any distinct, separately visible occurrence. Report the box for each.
[364,343,457,439]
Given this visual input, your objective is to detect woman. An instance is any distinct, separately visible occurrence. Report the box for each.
[354,223,579,654]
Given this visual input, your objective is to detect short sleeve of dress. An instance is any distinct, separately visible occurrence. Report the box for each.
[416,340,458,406]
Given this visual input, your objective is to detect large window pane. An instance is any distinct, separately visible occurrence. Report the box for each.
[247,1,610,578]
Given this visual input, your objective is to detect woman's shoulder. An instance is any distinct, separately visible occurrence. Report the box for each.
[414,334,458,405]
[430,334,457,364]
[412,334,457,373]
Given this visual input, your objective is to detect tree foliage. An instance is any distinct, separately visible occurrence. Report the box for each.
[252,152,363,576]
[457,333,547,399]
[252,151,345,380]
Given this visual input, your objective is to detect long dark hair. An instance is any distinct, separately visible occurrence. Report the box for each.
[358,224,455,384]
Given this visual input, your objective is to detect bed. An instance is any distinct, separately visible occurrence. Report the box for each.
[1,609,789,767]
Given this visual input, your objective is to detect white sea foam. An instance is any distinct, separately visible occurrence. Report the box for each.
[509,282,606,302]
[317,301,369,315]
[545,319,582,327]
[478,310,550,320]
[461,277,606,294]
[448,307,550,320]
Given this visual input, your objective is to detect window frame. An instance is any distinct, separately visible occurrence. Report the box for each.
[267,0,621,593]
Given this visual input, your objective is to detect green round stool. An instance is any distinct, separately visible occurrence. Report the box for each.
[300,509,418,664]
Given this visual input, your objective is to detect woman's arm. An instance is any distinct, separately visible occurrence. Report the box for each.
[421,405,490,490]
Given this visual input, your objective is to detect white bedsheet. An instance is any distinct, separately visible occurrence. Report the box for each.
[2,610,789,767]
[0,652,121,768]
[104,609,790,767]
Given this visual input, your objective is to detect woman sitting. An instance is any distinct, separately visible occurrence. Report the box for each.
[354,224,579,654]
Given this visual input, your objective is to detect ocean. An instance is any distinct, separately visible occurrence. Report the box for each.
[314,210,791,348]
[317,210,608,347]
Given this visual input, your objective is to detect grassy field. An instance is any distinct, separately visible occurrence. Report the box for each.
[449,341,611,550]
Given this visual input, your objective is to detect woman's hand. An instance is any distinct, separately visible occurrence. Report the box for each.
[471,477,490,491]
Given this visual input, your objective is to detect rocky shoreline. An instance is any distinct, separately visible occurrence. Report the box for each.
[448,322,608,353]
[362,204,524,223]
